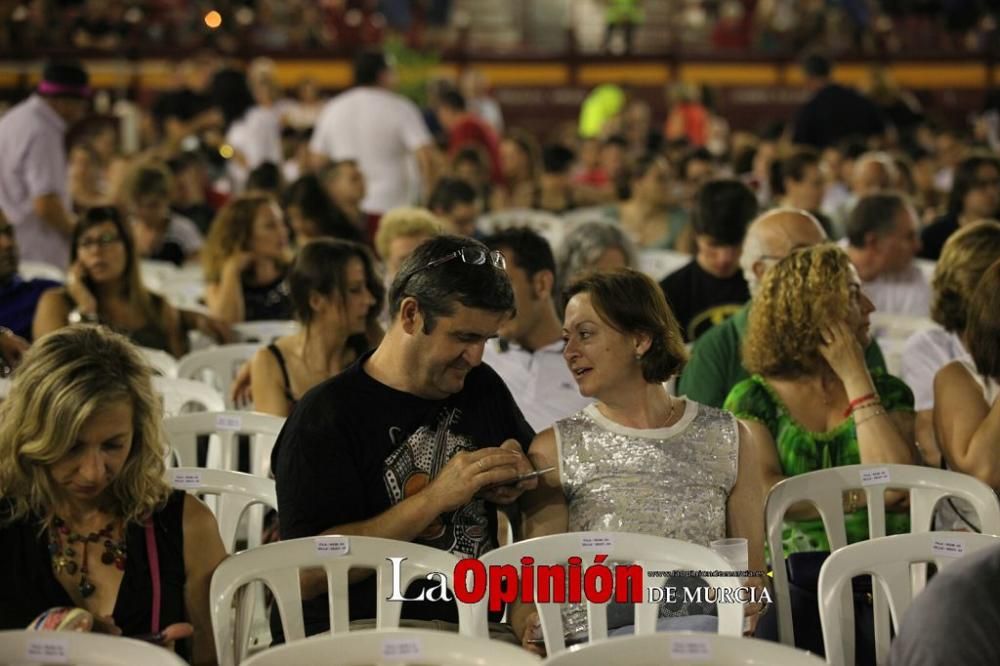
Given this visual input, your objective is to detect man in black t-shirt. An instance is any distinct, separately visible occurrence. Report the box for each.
[271,235,536,638]
[660,179,757,342]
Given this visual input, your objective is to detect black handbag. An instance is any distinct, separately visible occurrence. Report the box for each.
[780,551,878,665]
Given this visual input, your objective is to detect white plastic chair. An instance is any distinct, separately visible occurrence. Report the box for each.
[139,259,179,292]
[138,346,179,377]
[210,536,472,666]
[153,376,225,418]
[868,313,939,376]
[0,630,187,666]
[18,260,65,282]
[177,344,261,409]
[818,531,1000,666]
[470,532,744,655]
[542,632,826,666]
[638,249,691,282]
[163,411,283,475]
[232,320,298,344]
[766,464,1000,651]
[241,628,540,666]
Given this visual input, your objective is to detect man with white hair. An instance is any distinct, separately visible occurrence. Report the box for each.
[677,208,887,407]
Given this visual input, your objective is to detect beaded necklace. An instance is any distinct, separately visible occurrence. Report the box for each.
[48,517,127,598]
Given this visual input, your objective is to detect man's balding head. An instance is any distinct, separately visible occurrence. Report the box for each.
[740,208,828,296]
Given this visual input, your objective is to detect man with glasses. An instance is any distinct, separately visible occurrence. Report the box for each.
[677,208,888,408]
[271,235,536,641]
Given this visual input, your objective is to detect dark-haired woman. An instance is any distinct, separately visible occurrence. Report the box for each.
[283,174,363,246]
[516,268,767,651]
[249,239,383,417]
[32,207,187,357]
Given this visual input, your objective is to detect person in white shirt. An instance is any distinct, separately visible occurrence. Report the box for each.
[843,191,929,318]
[482,227,590,431]
[0,61,91,268]
[211,68,282,193]
[310,51,435,217]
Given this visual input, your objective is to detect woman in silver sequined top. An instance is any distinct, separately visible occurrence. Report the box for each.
[513,268,768,654]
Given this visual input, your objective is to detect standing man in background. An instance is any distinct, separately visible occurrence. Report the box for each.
[0,61,91,269]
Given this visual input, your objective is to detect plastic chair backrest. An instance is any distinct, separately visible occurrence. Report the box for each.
[542,631,827,666]
[241,628,541,666]
[638,249,691,282]
[18,261,66,282]
[470,532,744,655]
[138,346,179,377]
[163,411,283,474]
[166,467,276,553]
[152,377,225,419]
[766,464,1000,650]
[818,532,1000,666]
[0,630,187,666]
[177,344,261,409]
[209,536,472,666]
[231,320,298,344]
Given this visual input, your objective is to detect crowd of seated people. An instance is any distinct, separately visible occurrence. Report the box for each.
[2,46,1000,666]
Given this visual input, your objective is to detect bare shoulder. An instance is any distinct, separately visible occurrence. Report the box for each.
[182,493,221,541]
[528,427,557,458]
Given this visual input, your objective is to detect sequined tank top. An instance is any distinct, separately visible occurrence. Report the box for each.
[555,399,739,636]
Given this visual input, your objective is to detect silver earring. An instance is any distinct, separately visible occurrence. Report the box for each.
[635,353,642,361]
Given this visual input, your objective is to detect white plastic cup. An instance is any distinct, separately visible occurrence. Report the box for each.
[710,537,751,631]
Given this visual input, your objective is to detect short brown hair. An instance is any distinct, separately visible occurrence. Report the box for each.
[931,220,1000,332]
[562,268,687,383]
[965,258,1000,380]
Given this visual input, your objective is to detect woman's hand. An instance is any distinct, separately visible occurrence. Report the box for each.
[230,360,253,408]
[519,611,546,657]
[65,261,97,315]
[222,251,255,277]
[0,327,28,372]
[817,321,872,395]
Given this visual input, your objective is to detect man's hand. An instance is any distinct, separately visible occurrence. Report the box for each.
[0,327,28,373]
[424,447,523,513]
[478,439,538,505]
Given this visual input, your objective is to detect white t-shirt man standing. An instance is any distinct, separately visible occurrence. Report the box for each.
[310,52,434,216]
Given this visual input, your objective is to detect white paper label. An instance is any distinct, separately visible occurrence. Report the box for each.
[26,638,69,663]
[669,637,712,660]
[860,467,891,486]
[171,470,203,488]
[932,538,966,557]
[381,638,422,659]
[314,536,350,556]
[580,534,614,552]
[215,414,242,431]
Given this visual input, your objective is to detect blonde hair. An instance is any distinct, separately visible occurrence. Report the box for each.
[374,206,443,260]
[202,194,276,282]
[930,219,1000,333]
[743,244,854,378]
[0,326,171,528]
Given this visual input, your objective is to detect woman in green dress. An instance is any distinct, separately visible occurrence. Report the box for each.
[724,244,918,554]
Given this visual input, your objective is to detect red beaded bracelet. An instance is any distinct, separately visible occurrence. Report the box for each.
[844,393,879,417]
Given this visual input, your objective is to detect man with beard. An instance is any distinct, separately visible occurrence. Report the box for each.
[270,235,536,641]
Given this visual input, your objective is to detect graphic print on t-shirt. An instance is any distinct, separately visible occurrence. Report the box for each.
[383,407,491,558]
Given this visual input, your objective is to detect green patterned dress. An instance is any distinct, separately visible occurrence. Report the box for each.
[724,371,914,554]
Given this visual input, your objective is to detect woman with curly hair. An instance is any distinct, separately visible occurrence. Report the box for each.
[724,244,917,554]
[0,326,226,662]
[202,194,292,324]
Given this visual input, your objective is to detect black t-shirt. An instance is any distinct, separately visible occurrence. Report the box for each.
[660,260,750,342]
[270,351,534,637]
[918,212,960,261]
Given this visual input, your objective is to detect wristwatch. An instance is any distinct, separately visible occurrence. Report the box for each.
[68,309,99,325]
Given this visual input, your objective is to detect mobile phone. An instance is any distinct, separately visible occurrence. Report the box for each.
[515,466,556,482]
[132,632,167,645]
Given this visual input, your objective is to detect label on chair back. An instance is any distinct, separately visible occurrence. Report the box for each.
[669,636,712,659]
[25,638,69,663]
[215,414,242,431]
[580,534,615,552]
[314,536,350,556]
[860,467,891,486]
[931,538,966,557]
[381,637,422,659]
[171,470,203,488]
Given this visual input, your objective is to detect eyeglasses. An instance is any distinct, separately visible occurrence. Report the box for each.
[398,247,506,289]
[77,233,122,250]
